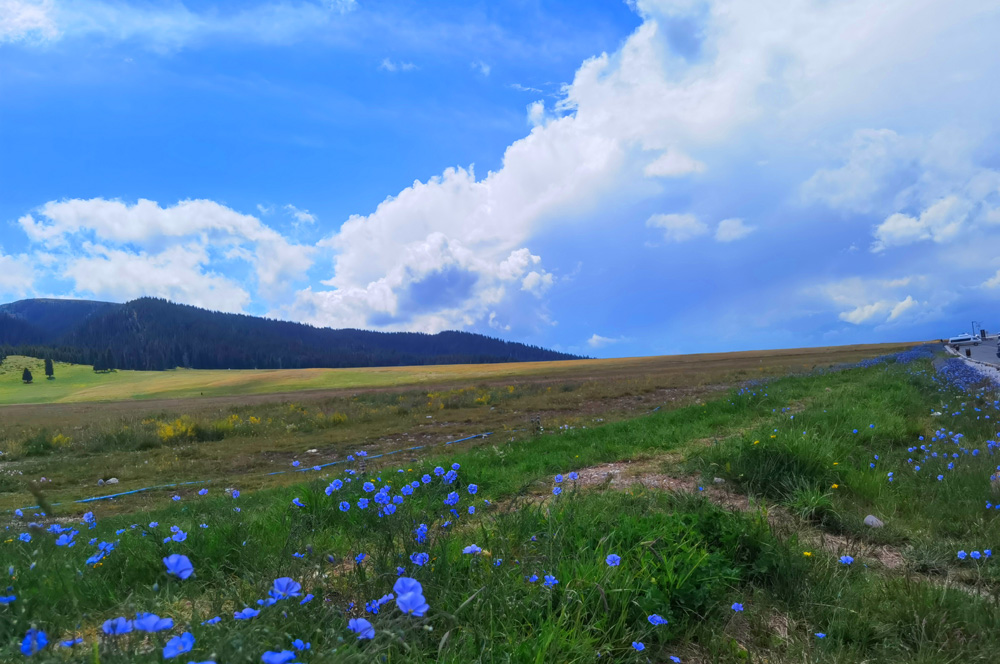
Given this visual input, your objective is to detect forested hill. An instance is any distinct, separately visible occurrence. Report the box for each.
[0,297,580,370]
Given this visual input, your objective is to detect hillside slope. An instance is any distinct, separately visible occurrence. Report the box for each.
[0,297,579,370]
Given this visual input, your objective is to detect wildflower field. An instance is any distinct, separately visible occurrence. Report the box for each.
[7,345,1000,662]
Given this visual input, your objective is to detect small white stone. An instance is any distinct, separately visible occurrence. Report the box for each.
[106,477,119,485]
[713,477,726,485]
[864,515,884,528]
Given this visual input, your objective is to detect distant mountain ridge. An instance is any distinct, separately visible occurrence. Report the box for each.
[0,297,580,370]
[0,298,118,342]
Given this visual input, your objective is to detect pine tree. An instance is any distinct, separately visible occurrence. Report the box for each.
[44,357,54,379]
[22,367,33,384]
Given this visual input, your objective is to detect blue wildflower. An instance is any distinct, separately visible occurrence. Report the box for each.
[163,632,194,659]
[463,544,482,555]
[102,617,133,635]
[543,574,558,587]
[339,501,350,512]
[394,576,429,616]
[348,617,375,639]
[468,484,478,494]
[632,642,645,651]
[606,554,621,566]
[234,607,260,620]
[135,613,174,632]
[648,614,668,625]
[261,651,296,664]
[163,554,194,580]
[270,577,302,600]
[21,629,47,656]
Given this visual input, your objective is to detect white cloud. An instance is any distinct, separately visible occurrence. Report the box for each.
[19,197,314,302]
[285,204,317,225]
[819,276,931,327]
[587,333,619,348]
[1,0,57,44]
[284,0,1000,333]
[887,295,917,321]
[646,213,708,242]
[380,58,417,72]
[472,60,491,77]
[983,270,1000,290]
[1,0,356,51]
[643,149,706,177]
[715,217,755,242]
[801,129,916,214]
[839,295,919,325]
[0,249,34,297]
[63,243,250,313]
[527,100,545,127]
[839,301,891,325]
[872,195,971,251]
[510,83,543,93]
[521,270,554,297]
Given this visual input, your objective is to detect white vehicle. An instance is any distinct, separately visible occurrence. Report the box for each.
[948,333,980,346]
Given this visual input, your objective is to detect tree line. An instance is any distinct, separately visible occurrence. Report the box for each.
[0,297,580,371]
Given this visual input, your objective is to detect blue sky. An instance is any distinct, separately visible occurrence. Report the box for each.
[3,0,1000,357]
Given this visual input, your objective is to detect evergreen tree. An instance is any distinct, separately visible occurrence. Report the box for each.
[44,357,54,379]
[93,353,105,372]
[22,367,32,383]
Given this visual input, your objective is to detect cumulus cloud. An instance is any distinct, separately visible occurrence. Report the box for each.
[10,0,1000,345]
[285,204,317,225]
[646,213,708,242]
[643,150,706,177]
[0,249,35,298]
[277,0,1000,334]
[471,60,491,76]
[527,101,545,127]
[819,276,929,327]
[63,243,250,313]
[715,218,754,242]
[982,270,1000,290]
[18,198,313,304]
[801,129,918,214]
[587,333,619,349]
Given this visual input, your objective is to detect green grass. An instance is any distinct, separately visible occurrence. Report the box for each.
[8,348,1000,662]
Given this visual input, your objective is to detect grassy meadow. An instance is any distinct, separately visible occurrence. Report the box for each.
[8,343,1000,662]
[0,344,919,405]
